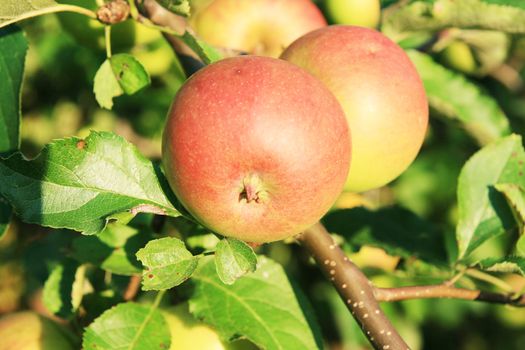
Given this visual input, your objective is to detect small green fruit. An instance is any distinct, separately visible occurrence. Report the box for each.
[324,0,381,28]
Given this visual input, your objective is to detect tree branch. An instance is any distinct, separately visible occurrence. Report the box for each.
[374,284,525,306]
[298,222,410,350]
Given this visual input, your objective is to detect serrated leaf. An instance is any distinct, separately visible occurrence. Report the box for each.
[157,0,191,17]
[215,238,257,285]
[456,134,525,260]
[190,257,323,350]
[383,0,525,41]
[407,50,510,145]
[43,259,85,318]
[0,131,180,235]
[495,183,525,235]
[136,237,198,290]
[477,256,525,275]
[94,55,150,109]
[72,222,151,275]
[83,302,171,350]
[180,31,222,64]
[323,206,448,265]
[0,26,27,155]
[0,198,11,240]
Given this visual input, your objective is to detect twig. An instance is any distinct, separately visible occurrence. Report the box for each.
[124,275,142,301]
[298,222,410,350]
[374,284,525,306]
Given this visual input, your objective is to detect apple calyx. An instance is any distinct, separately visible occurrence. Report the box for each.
[239,174,268,204]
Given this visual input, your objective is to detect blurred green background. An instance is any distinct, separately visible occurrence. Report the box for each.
[2,0,525,349]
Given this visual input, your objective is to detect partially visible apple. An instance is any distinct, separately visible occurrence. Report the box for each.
[163,304,257,350]
[188,0,327,57]
[0,312,76,350]
[281,26,428,193]
[324,0,381,28]
[162,56,350,243]
[439,40,478,75]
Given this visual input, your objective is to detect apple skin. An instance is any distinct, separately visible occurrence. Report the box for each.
[188,0,327,57]
[324,0,381,28]
[0,312,76,350]
[163,304,257,350]
[162,56,350,243]
[281,25,428,193]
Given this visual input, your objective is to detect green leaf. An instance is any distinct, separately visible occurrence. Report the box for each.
[110,54,150,94]
[0,26,27,155]
[407,50,510,145]
[180,31,223,64]
[383,0,525,41]
[0,131,180,235]
[72,222,151,275]
[94,55,150,109]
[477,256,525,275]
[94,59,122,110]
[323,206,448,265]
[1,0,56,28]
[517,234,525,256]
[157,0,191,17]
[190,257,323,350]
[214,238,257,285]
[43,259,85,318]
[456,134,525,260]
[83,302,171,350]
[0,197,11,240]
[494,183,525,235]
[136,237,199,291]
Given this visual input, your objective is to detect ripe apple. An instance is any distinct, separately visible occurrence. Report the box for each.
[163,304,257,349]
[162,56,350,243]
[0,312,76,350]
[281,26,428,193]
[324,0,381,28]
[188,0,327,57]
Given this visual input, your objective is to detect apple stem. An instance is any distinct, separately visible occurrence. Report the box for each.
[298,222,410,350]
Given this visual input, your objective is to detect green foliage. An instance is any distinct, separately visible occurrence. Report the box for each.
[83,302,171,350]
[215,238,257,285]
[456,134,525,260]
[72,222,151,275]
[0,26,26,155]
[136,237,199,290]
[383,0,525,41]
[190,257,323,350]
[408,50,510,145]
[477,256,525,275]
[157,0,191,17]
[0,0,59,28]
[323,206,448,265]
[94,54,151,109]
[43,259,85,318]
[0,131,180,235]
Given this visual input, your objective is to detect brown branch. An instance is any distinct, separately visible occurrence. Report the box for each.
[374,284,525,306]
[298,222,410,350]
[137,0,205,75]
[123,275,142,301]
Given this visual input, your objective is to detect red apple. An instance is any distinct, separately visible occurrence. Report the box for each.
[281,25,428,192]
[162,56,350,243]
[188,0,327,57]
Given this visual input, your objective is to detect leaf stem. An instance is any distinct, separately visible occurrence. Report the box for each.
[127,290,166,350]
[465,268,515,293]
[105,25,112,58]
